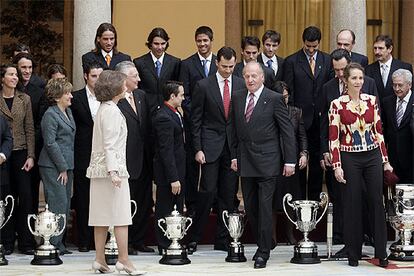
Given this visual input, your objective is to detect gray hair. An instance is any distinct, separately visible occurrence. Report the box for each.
[242,61,264,76]
[114,61,136,74]
[392,69,412,84]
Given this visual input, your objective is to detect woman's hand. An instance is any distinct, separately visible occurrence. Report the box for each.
[383,162,393,172]
[298,155,308,170]
[22,157,34,171]
[171,181,181,195]
[334,167,346,184]
[57,171,68,185]
[110,171,121,188]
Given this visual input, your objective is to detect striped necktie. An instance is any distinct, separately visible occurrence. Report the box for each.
[396,98,404,126]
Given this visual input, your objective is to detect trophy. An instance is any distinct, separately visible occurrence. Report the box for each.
[158,205,192,265]
[222,210,246,262]
[105,200,137,265]
[388,184,414,261]
[28,204,66,265]
[0,195,14,266]
[283,192,328,264]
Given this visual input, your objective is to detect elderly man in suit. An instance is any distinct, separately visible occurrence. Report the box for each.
[179,26,218,217]
[336,29,368,67]
[258,30,284,81]
[382,69,413,183]
[366,35,413,103]
[134,27,181,113]
[284,26,334,201]
[82,23,131,70]
[231,62,295,268]
[187,47,245,253]
[115,61,154,254]
[71,61,103,252]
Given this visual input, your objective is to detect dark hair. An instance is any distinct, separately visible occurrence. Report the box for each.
[331,48,351,63]
[12,52,34,65]
[1,64,18,79]
[195,26,213,40]
[262,30,281,45]
[13,43,31,55]
[94,23,118,53]
[241,36,260,50]
[374,34,393,49]
[94,70,126,102]
[163,81,183,101]
[302,26,322,42]
[337,29,355,44]
[216,46,236,62]
[272,81,289,94]
[344,62,365,81]
[146,27,170,51]
[47,64,67,79]
[83,61,104,75]
[45,78,72,105]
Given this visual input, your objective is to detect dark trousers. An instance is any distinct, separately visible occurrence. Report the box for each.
[190,145,236,245]
[325,169,344,240]
[2,150,35,250]
[183,120,199,216]
[342,148,387,260]
[242,176,276,260]
[155,185,184,249]
[128,161,153,247]
[73,169,93,248]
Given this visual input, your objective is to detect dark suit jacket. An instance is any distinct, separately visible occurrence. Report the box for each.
[38,105,76,172]
[152,104,186,186]
[0,115,12,159]
[133,52,181,112]
[82,51,131,70]
[179,53,217,116]
[411,107,414,177]
[191,74,245,163]
[118,89,148,180]
[71,88,94,170]
[257,54,285,81]
[233,62,276,90]
[365,58,413,102]
[382,93,413,181]
[231,87,296,177]
[284,49,334,129]
[320,76,379,155]
[286,105,307,159]
[29,74,46,90]
[350,52,368,68]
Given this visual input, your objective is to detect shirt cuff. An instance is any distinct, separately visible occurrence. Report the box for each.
[0,153,6,161]
[285,163,296,167]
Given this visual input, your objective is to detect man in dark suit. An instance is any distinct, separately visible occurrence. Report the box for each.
[284,26,334,201]
[115,61,154,254]
[71,62,103,252]
[233,36,275,90]
[382,69,413,183]
[82,23,131,71]
[366,34,413,104]
[187,47,245,253]
[336,29,368,67]
[12,44,46,90]
[179,26,217,217]
[258,30,284,81]
[134,27,181,113]
[231,62,295,268]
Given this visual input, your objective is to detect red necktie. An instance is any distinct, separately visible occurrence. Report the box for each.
[223,79,230,119]
[245,93,255,122]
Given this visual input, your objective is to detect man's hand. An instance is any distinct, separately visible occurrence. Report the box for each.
[283,165,295,177]
[195,151,206,164]
[57,171,68,185]
[231,159,238,172]
[22,157,34,172]
[171,181,181,195]
[298,155,307,170]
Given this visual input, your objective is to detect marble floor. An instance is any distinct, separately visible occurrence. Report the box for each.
[1,243,413,276]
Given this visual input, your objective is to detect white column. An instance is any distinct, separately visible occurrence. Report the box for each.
[72,0,111,90]
[330,0,367,55]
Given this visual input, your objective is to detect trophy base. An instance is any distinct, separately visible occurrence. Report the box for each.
[291,246,320,264]
[0,244,8,266]
[388,245,414,261]
[31,249,62,265]
[225,244,247,262]
[105,253,118,265]
[159,248,191,265]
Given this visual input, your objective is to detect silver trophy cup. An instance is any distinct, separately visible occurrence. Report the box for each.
[388,184,414,261]
[105,200,137,265]
[222,210,246,262]
[0,195,14,265]
[158,205,192,265]
[28,204,66,265]
[283,192,329,264]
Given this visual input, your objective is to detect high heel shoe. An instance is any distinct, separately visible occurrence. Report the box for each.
[92,261,114,274]
[115,261,146,275]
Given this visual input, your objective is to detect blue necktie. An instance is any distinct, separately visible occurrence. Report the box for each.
[201,59,209,77]
[155,60,162,77]
[266,59,273,69]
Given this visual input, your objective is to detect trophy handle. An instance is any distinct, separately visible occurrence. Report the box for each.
[282,193,297,227]
[158,218,167,236]
[222,210,229,231]
[130,200,138,219]
[315,192,329,225]
[27,214,37,236]
[0,195,14,229]
[55,214,67,237]
[184,217,193,234]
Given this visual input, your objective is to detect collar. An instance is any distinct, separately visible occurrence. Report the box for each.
[303,50,318,62]
[101,49,113,58]
[151,52,165,64]
[398,90,412,103]
[164,101,177,113]
[261,53,276,63]
[216,72,230,83]
[198,52,212,62]
[249,84,265,98]
[380,56,393,68]
[85,85,96,99]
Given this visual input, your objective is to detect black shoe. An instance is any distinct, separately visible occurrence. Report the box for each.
[136,245,155,253]
[187,242,197,254]
[348,259,359,267]
[128,247,139,255]
[213,243,228,252]
[19,248,35,255]
[254,257,267,269]
[379,258,389,268]
[334,246,348,258]
[78,246,90,252]
[59,249,72,256]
